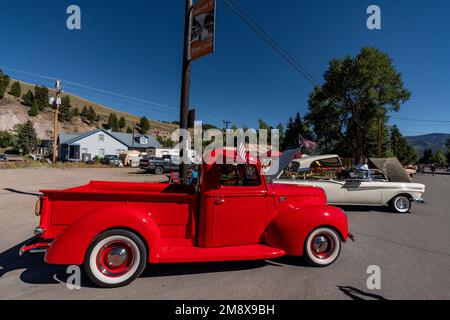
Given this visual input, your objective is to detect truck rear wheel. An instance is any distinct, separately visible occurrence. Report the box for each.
[154,166,163,175]
[84,229,147,288]
[303,227,341,267]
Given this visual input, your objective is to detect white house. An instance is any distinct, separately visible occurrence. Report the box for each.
[58,129,162,162]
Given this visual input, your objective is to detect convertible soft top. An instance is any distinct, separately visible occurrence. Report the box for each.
[370,158,412,183]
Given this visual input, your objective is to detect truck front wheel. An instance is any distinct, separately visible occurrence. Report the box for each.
[303,227,341,267]
[84,229,147,288]
[154,166,163,175]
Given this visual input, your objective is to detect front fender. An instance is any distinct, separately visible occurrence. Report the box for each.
[45,205,161,265]
[264,205,348,256]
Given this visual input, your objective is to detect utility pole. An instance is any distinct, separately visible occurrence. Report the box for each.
[223,120,232,130]
[51,80,62,164]
[377,117,382,158]
[179,0,193,184]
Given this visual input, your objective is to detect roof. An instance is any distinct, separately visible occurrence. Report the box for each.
[58,129,162,149]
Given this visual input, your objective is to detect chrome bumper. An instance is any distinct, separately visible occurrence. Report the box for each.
[19,235,52,256]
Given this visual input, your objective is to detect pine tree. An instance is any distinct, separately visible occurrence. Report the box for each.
[87,106,97,123]
[22,90,34,107]
[34,86,49,111]
[126,127,133,134]
[107,113,120,132]
[139,116,150,134]
[9,81,21,97]
[119,116,126,130]
[59,96,73,122]
[81,106,89,118]
[0,70,10,99]
[71,107,80,117]
[28,102,39,117]
[14,121,38,155]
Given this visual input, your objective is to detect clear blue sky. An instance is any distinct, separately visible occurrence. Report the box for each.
[1,0,449,136]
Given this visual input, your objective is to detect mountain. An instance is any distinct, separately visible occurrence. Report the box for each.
[405,133,450,155]
[0,80,178,140]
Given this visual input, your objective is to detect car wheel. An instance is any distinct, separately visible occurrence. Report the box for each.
[303,227,341,267]
[391,195,411,214]
[84,229,147,288]
[154,166,163,175]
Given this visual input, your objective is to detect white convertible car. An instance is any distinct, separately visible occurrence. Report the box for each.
[272,154,425,213]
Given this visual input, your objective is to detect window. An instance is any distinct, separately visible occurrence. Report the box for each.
[219,164,261,187]
[98,134,105,142]
[99,149,105,157]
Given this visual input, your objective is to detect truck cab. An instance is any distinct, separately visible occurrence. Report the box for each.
[22,149,352,288]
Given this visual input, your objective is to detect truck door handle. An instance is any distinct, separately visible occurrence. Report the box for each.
[215,196,225,205]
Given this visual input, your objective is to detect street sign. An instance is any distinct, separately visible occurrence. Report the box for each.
[190,0,216,60]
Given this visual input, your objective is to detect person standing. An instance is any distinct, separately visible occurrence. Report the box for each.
[431,163,436,176]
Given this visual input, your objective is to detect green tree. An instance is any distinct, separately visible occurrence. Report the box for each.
[306,47,411,163]
[71,107,80,117]
[87,106,97,123]
[9,81,21,98]
[106,113,120,132]
[420,149,434,164]
[81,106,89,118]
[28,102,39,117]
[0,130,15,148]
[446,138,450,164]
[157,136,176,148]
[126,127,133,134]
[119,116,126,130]
[433,149,447,165]
[34,86,49,111]
[22,90,34,107]
[390,125,419,164]
[282,112,312,151]
[139,116,150,134]
[14,121,38,155]
[276,123,284,151]
[59,96,73,122]
[0,70,11,99]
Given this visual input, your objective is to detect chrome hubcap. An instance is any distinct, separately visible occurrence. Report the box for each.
[313,236,329,254]
[106,247,128,268]
[396,198,408,210]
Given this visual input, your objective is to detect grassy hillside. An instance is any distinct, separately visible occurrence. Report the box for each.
[406,133,450,155]
[0,79,178,140]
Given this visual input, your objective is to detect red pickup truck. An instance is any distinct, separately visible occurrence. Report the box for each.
[21,149,353,288]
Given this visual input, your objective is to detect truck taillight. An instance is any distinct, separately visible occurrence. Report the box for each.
[35,198,42,216]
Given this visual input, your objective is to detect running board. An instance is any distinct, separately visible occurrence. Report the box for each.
[159,244,286,263]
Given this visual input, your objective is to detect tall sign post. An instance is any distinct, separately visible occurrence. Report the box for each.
[50,80,62,164]
[179,0,216,183]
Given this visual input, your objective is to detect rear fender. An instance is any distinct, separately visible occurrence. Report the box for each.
[45,205,161,265]
[264,205,348,256]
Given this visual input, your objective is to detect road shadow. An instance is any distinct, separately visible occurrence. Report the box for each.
[338,286,387,300]
[3,188,41,197]
[0,239,66,285]
[338,205,395,214]
[0,239,284,289]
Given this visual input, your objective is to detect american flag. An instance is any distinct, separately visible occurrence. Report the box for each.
[237,141,247,162]
[299,136,317,151]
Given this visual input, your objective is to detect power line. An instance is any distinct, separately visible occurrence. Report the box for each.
[222,0,321,88]
[391,116,450,123]
[1,66,222,121]
[222,0,372,133]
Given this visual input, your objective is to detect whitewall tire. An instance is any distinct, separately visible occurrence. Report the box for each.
[84,229,147,288]
[304,227,341,267]
[391,196,411,214]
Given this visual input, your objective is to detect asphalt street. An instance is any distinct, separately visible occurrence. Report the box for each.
[0,168,449,300]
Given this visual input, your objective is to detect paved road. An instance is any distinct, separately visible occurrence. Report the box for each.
[0,169,449,300]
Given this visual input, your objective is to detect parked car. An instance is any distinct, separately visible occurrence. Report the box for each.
[140,155,180,174]
[20,149,353,288]
[273,154,425,214]
[101,155,124,167]
[0,154,7,162]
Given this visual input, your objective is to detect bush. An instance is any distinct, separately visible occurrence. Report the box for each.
[9,81,21,97]
[0,130,15,148]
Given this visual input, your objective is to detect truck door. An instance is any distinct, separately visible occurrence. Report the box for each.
[210,164,267,247]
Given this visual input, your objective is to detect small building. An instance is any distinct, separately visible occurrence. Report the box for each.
[58,129,162,162]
